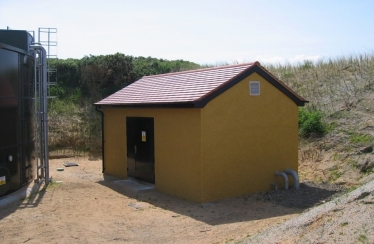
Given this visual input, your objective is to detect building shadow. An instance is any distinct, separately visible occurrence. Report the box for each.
[262,182,343,209]
[0,181,49,220]
[97,178,342,226]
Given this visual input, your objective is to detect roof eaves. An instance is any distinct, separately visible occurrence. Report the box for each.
[94,101,197,108]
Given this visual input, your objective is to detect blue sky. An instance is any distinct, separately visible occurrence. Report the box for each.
[1,0,373,65]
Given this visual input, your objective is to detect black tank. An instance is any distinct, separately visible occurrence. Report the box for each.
[0,30,35,196]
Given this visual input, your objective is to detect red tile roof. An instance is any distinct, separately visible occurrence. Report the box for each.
[95,62,307,108]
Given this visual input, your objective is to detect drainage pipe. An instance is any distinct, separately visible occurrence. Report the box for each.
[95,106,105,173]
[284,169,300,189]
[275,171,288,190]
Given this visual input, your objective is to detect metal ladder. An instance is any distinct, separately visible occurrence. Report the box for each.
[38,28,57,98]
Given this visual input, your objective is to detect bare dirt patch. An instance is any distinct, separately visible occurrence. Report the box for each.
[0,156,340,244]
[0,157,292,243]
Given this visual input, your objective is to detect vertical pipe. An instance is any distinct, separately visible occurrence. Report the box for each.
[39,50,44,180]
[30,45,49,184]
[37,49,44,181]
[33,49,39,180]
[95,106,105,173]
[43,48,49,182]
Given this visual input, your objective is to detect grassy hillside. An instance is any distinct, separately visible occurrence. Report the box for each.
[265,54,374,187]
[266,54,374,114]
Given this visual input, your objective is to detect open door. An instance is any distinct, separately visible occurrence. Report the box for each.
[126,117,155,183]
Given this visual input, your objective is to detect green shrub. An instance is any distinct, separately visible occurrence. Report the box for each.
[298,107,327,136]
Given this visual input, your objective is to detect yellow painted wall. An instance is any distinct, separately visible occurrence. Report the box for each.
[102,72,299,203]
[200,72,299,202]
[102,107,203,202]
[103,108,127,178]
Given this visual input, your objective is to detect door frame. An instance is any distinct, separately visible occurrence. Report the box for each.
[126,117,155,183]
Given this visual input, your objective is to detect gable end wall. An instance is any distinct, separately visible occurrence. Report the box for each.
[201,72,299,202]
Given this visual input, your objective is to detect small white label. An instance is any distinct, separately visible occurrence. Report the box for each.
[0,176,5,185]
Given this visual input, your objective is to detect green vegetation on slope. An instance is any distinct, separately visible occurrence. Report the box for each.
[49,53,200,103]
[298,107,327,136]
[275,54,374,185]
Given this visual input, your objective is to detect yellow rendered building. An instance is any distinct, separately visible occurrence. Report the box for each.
[95,62,307,203]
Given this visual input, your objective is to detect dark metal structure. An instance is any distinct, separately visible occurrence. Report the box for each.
[0,29,49,196]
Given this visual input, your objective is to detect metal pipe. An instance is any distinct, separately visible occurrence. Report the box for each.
[275,171,288,190]
[95,106,105,173]
[30,44,49,184]
[32,49,39,181]
[284,169,300,189]
[42,46,49,183]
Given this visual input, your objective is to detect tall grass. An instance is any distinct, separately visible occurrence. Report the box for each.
[265,53,374,115]
[48,98,101,153]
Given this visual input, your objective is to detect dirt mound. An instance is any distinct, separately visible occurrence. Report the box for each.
[240,179,374,244]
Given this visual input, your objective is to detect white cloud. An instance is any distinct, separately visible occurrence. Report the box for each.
[254,55,286,65]
[291,54,321,64]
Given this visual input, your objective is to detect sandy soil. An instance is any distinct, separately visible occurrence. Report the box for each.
[0,156,305,244]
[241,179,374,244]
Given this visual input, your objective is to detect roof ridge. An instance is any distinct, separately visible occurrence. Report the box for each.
[255,63,308,102]
[143,61,260,78]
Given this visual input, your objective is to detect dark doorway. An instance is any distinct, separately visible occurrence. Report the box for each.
[126,117,155,183]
